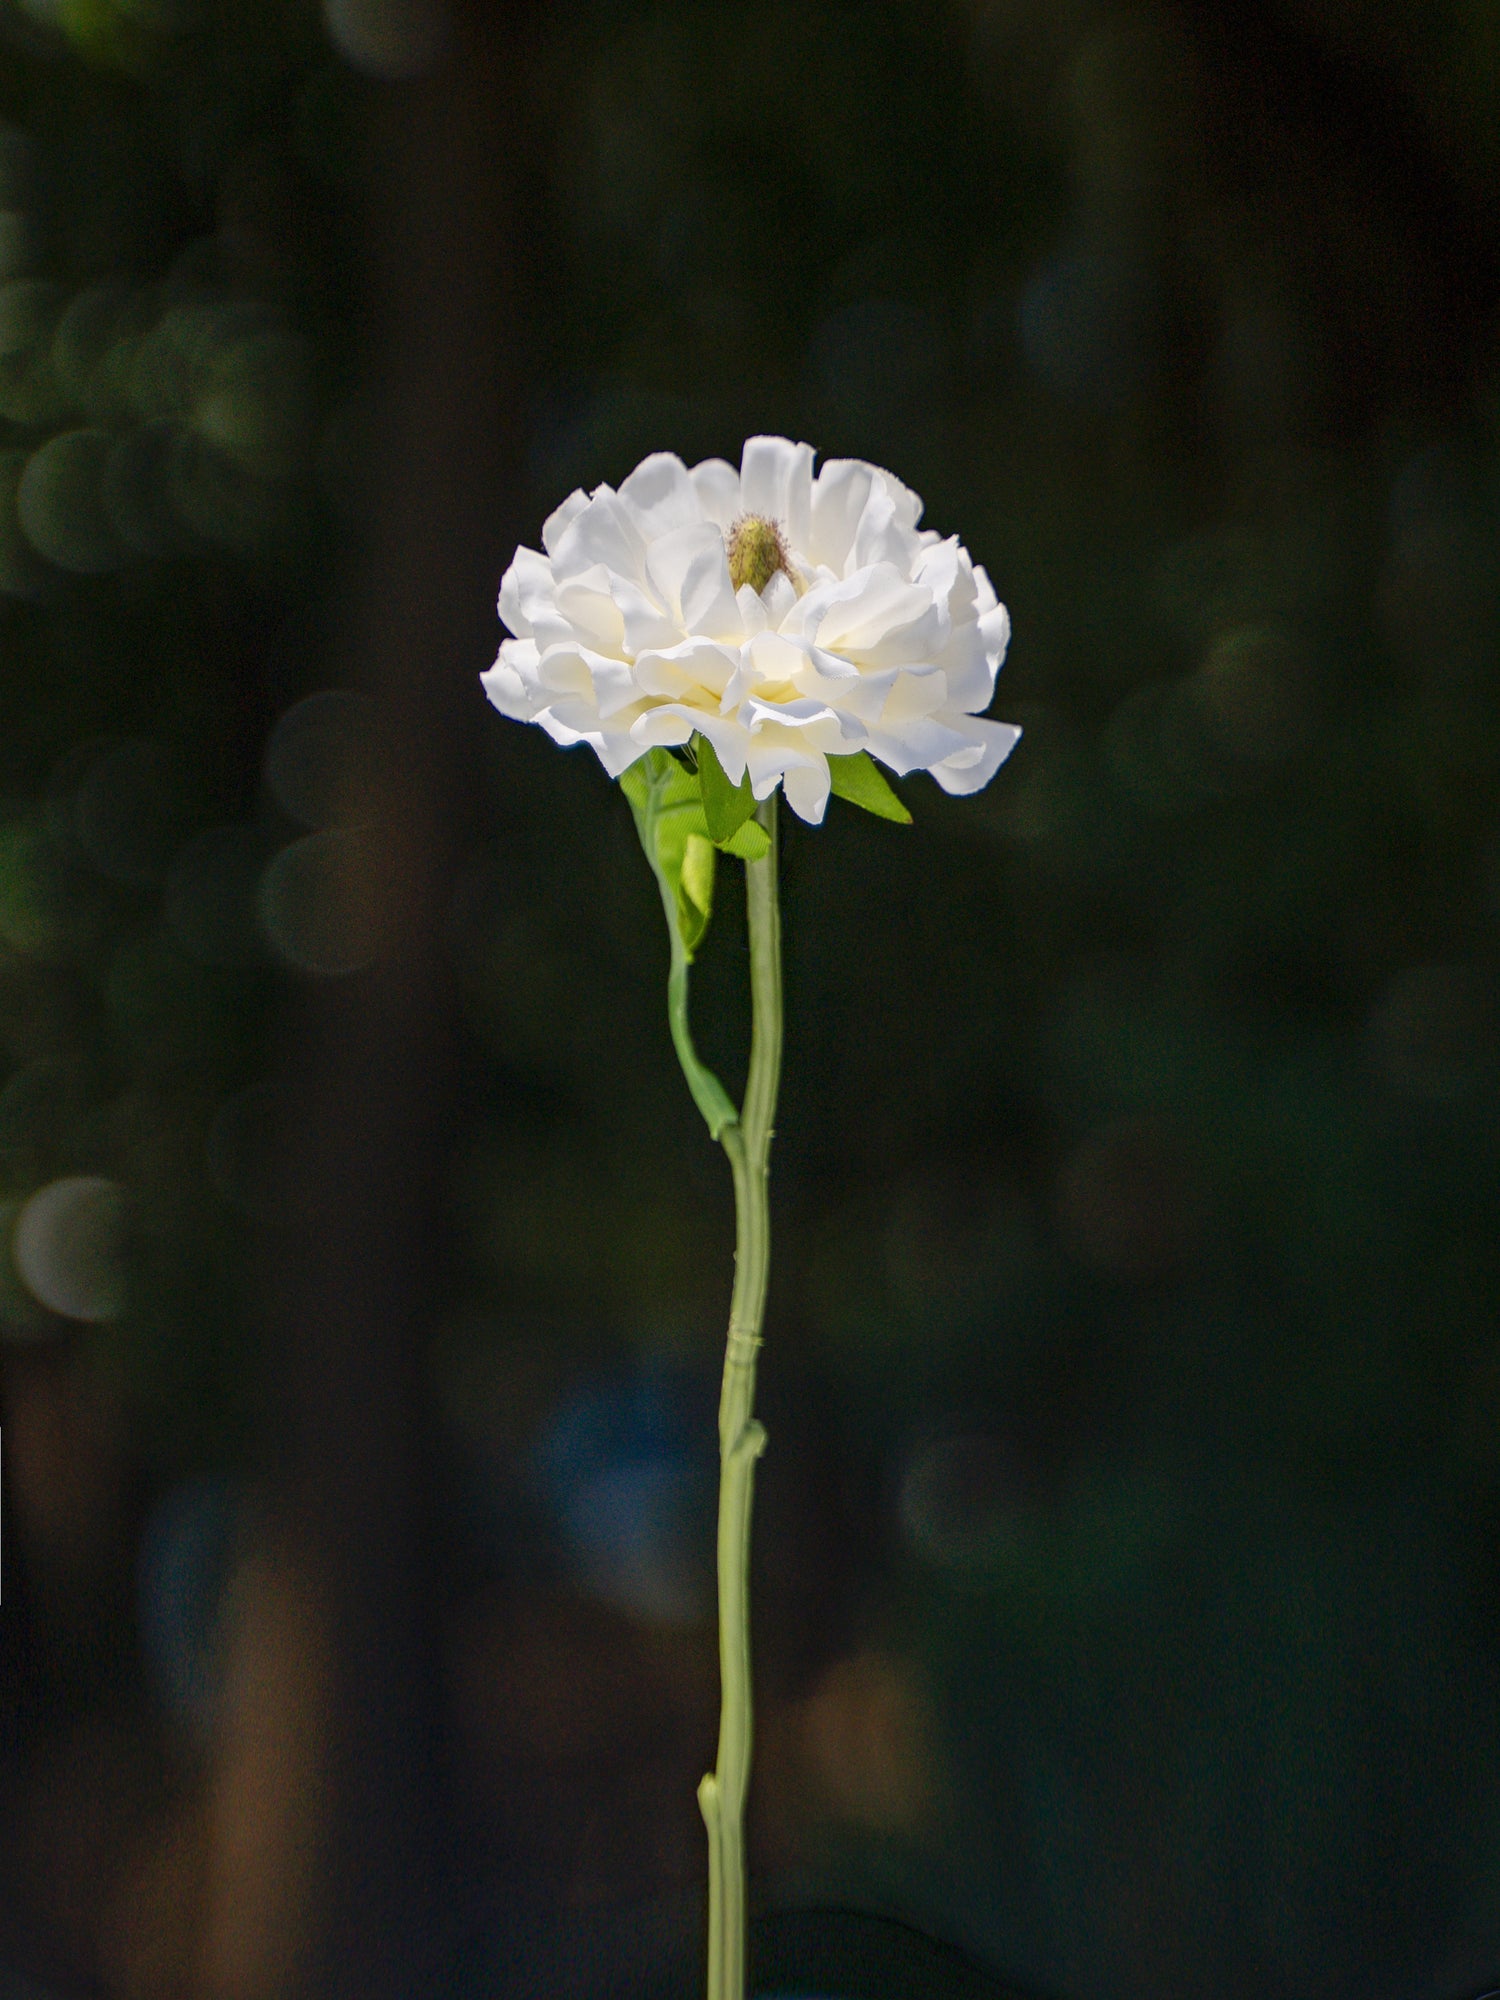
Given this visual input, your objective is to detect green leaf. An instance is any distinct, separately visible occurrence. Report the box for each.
[828,750,913,824]
[620,747,718,957]
[719,817,770,861]
[696,733,756,844]
[677,831,716,953]
[618,760,650,813]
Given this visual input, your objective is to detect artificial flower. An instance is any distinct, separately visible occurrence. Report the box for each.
[483,436,1019,824]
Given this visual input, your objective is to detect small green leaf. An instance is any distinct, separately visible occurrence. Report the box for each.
[828,750,913,823]
[696,733,756,844]
[676,831,716,953]
[619,760,650,812]
[719,817,770,861]
[620,747,718,956]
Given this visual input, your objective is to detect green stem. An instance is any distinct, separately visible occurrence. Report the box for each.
[697,793,782,2000]
[660,875,739,1142]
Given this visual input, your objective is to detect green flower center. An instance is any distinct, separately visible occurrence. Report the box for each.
[726,513,790,595]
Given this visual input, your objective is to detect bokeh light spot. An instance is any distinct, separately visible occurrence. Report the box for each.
[0,278,64,425]
[18,428,122,573]
[264,690,376,830]
[257,827,383,977]
[13,1174,126,1322]
[322,0,448,78]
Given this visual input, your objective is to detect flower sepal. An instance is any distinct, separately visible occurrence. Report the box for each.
[828,751,913,824]
[697,735,758,846]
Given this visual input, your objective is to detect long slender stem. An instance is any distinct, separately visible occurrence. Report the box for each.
[697,793,782,2000]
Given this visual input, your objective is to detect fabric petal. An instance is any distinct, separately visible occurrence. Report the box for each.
[783,757,832,824]
[541,490,589,556]
[740,436,814,549]
[852,476,924,572]
[689,457,741,527]
[927,717,1023,794]
[861,715,972,776]
[645,523,740,638]
[550,488,647,584]
[809,458,876,575]
[497,545,553,637]
[618,452,705,539]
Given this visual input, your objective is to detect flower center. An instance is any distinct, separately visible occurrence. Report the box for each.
[726,514,790,595]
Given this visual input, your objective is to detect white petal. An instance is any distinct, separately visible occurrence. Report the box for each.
[913,535,965,606]
[809,459,876,574]
[618,452,705,539]
[694,715,751,784]
[533,708,602,754]
[480,655,538,718]
[689,457,741,527]
[743,629,808,692]
[806,564,935,660]
[645,523,740,638]
[633,638,738,700]
[735,583,768,635]
[928,718,1023,794]
[629,706,698,748]
[608,574,679,654]
[541,489,588,555]
[595,721,656,778]
[679,540,744,639]
[760,569,798,627]
[497,545,552,637]
[861,715,972,775]
[534,644,594,698]
[783,758,832,823]
[588,657,645,720]
[933,619,997,713]
[978,599,1011,669]
[852,476,924,572]
[555,574,626,654]
[742,710,848,800]
[550,487,646,583]
[881,669,949,726]
[740,436,814,548]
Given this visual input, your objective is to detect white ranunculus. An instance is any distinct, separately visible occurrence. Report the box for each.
[482,435,1019,824]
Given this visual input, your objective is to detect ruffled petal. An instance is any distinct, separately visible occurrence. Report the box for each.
[689,457,741,527]
[480,652,540,718]
[852,475,925,572]
[541,489,588,555]
[927,717,1023,794]
[486,441,1017,815]
[932,618,997,713]
[740,436,814,549]
[809,458,876,574]
[497,545,553,637]
[645,523,741,639]
[783,757,832,824]
[608,574,679,655]
[861,715,972,776]
[618,452,705,539]
[550,487,647,584]
[633,638,739,701]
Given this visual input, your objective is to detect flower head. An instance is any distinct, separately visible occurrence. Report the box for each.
[483,436,1019,824]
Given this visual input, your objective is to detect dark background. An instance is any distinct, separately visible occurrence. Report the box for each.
[1,1,1499,1997]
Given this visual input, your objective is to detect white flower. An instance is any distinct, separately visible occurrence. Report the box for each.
[482,436,1019,825]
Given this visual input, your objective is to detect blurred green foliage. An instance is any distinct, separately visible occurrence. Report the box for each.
[3,0,1500,1996]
